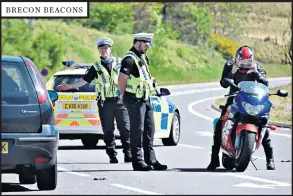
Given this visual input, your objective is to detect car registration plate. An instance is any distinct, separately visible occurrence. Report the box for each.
[62,103,91,110]
[2,142,8,154]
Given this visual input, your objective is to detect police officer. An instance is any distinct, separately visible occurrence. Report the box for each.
[207,45,275,170]
[56,37,132,164]
[118,33,168,171]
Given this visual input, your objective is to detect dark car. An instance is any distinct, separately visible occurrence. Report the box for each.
[1,56,59,190]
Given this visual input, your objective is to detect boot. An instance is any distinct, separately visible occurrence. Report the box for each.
[207,145,220,170]
[122,141,132,163]
[124,153,132,163]
[132,162,153,171]
[264,147,275,170]
[109,156,118,164]
[150,161,167,171]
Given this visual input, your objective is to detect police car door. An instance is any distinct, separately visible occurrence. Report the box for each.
[150,96,170,138]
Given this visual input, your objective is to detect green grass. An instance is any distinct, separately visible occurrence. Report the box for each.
[262,64,292,78]
[215,84,292,124]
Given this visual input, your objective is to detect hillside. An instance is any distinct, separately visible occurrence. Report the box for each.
[2,2,291,85]
[239,2,291,64]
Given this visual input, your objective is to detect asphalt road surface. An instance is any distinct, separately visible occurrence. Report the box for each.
[2,77,292,195]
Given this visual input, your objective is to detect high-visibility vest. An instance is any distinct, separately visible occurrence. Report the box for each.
[123,51,156,100]
[94,57,121,102]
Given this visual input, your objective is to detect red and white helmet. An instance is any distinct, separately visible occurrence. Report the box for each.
[235,45,254,69]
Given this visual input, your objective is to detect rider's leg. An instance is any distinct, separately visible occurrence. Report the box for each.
[207,97,234,170]
[262,128,275,170]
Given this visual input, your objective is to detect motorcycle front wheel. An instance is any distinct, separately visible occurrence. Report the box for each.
[235,131,256,172]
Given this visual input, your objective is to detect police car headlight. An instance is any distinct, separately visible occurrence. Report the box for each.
[241,101,265,116]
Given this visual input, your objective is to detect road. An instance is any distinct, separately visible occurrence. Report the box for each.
[2,77,291,195]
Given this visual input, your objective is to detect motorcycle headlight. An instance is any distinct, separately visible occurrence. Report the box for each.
[241,101,265,115]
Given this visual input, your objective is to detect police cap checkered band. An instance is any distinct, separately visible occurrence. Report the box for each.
[133,33,153,46]
[96,37,113,47]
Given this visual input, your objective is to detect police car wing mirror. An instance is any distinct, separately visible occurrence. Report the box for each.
[48,90,58,102]
[62,60,75,67]
[159,88,171,96]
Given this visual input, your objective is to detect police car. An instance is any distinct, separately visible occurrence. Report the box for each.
[46,61,181,148]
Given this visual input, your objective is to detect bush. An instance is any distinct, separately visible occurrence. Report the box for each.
[2,19,34,57]
[210,34,239,60]
[31,30,67,72]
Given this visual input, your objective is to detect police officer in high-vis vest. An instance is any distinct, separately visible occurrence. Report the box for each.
[56,37,132,164]
[118,33,168,171]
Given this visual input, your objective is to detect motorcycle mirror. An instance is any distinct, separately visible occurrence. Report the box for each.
[223,78,234,86]
[276,89,288,97]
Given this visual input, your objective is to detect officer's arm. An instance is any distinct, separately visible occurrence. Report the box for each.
[251,62,269,86]
[118,57,134,97]
[69,65,96,89]
[220,61,233,88]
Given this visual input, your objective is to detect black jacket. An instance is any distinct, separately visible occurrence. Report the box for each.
[220,59,268,94]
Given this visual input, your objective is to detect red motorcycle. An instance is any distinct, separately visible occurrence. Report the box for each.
[214,79,288,172]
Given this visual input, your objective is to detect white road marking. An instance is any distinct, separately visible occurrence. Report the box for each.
[168,87,223,97]
[232,182,276,189]
[111,183,163,195]
[270,132,292,138]
[187,96,292,138]
[187,96,223,122]
[224,173,291,189]
[178,144,205,149]
[58,166,89,177]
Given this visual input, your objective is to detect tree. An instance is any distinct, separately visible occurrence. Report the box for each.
[281,12,292,65]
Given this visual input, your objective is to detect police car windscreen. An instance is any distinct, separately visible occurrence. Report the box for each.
[53,75,95,92]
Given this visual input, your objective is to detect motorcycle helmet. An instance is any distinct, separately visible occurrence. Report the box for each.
[235,45,254,70]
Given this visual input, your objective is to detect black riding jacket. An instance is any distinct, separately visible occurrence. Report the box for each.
[220,59,268,94]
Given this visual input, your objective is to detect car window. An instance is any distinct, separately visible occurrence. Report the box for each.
[52,75,96,92]
[1,62,39,105]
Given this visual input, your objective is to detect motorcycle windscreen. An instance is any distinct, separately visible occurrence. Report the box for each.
[238,81,269,100]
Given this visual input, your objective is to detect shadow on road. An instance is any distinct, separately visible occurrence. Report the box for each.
[58,169,133,172]
[1,183,36,192]
[173,168,237,172]
[58,144,164,150]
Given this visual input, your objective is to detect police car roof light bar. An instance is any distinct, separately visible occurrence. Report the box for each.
[62,60,92,70]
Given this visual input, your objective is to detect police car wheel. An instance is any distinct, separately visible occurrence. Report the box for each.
[162,112,180,146]
[81,135,99,149]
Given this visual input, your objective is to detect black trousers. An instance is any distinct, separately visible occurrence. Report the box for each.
[213,97,271,152]
[123,93,157,164]
[98,98,131,157]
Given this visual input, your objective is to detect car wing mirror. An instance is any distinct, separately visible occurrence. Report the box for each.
[159,88,171,96]
[48,90,59,102]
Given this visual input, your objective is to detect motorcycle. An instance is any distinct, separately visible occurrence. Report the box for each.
[213,79,288,172]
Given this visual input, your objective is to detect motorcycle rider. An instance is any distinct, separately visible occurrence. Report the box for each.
[207,45,275,170]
